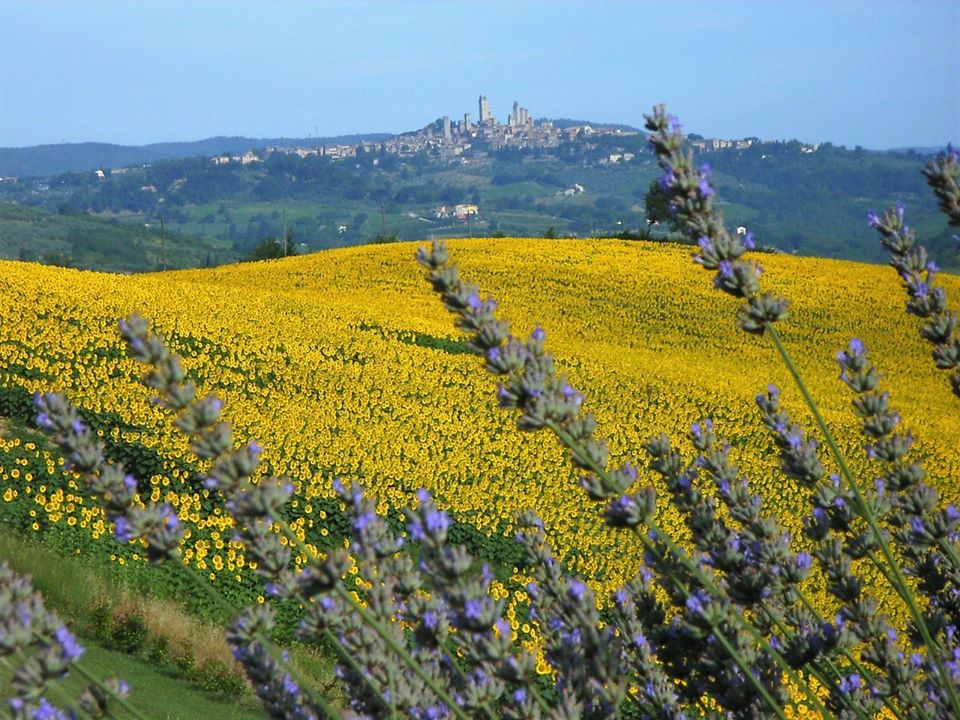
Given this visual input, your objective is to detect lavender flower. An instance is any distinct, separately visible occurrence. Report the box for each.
[645,104,788,334]
[0,564,122,720]
[868,198,960,399]
[12,106,960,720]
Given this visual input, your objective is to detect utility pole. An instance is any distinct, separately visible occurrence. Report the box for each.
[380,201,387,239]
[282,207,288,256]
[160,215,166,270]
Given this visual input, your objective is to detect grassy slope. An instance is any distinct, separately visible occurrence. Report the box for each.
[0,418,340,718]
[0,516,349,719]
[0,201,232,272]
[0,643,268,720]
[0,519,268,718]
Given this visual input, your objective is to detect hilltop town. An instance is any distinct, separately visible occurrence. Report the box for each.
[0,95,822,184]
[199,95,821,170]
[207,95,642,167]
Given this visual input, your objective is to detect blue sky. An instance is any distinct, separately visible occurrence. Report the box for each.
[1,0,957,149]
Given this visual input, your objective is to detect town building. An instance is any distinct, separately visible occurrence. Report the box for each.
[478,95,493,124]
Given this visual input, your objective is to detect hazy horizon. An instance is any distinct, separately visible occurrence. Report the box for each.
[1,0,958,150]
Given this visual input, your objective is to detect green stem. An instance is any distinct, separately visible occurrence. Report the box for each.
[71,658,151,720]
[271,513,471,720]
[636,533,789,720]
[177,553,240,618]
[177,552,341,718]
[2,654,94,720]
[386,648,398,720]
[271,524,495,720]
[793,591,910,720]
[438,638,502,720]
[759,599,875,720]
[260,637,344,719]
[324,628,393,715]
[938,538,960,578]
[546,419,823,719]
[332,585,470,720]
[764,323,960,717]
[528,675,553,716]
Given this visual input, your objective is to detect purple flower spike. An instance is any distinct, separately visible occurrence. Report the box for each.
[54,626,85,661]
[568,578,587,601]
[424,507,450,534]
[159,504,179,529]
[839,673,862,695]
[114,516,135,543]
[659,168,675,191]
[30,698,63,720]
[353,511,375,532]
[685,591,707,615]
[464,598,483,620]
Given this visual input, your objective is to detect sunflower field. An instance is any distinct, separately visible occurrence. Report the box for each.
[1,238,958,651]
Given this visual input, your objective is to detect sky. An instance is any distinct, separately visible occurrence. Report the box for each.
[0,0,958,150]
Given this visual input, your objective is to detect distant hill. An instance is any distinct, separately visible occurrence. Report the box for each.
[0,200,232,272]
[0,134,393,178]
[0,127,954,274]
[885,146,947,156]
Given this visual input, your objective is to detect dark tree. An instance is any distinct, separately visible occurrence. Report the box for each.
[644,179,675,228]
[243,230,298,262]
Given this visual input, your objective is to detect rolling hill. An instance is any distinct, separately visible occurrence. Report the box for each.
[0,200,232,272]
[1,239,957,640]
[0,134,392,178]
